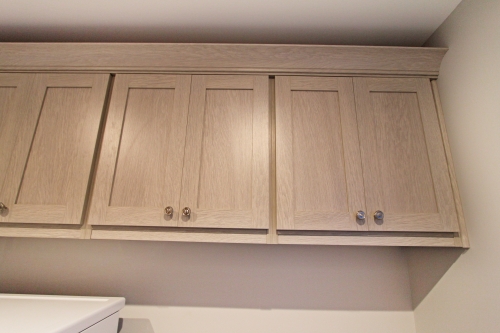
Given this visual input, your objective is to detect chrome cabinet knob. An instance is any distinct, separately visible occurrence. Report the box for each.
[164,206,174,216]
[182,207,191,217]
[356,210,366,220]
[0,202,7,213]
[374,210,384,220]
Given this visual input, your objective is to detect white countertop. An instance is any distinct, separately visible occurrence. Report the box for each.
[0,294,125,333]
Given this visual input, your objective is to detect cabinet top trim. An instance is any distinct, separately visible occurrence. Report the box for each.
[0,43,447,76]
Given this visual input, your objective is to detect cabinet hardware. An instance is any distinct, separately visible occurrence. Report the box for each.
[356,211,366,220]
[164,206,174,216]
[182,207,191,217]
[374,210,384,220]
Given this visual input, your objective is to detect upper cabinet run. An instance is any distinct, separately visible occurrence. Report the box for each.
[0,73,109,225]
[89,74,270,230]
[0,43,467,247]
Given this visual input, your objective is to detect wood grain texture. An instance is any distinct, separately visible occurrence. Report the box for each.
[179,75,270,229]
[276,76,366,231]
[0,74,34,207]
[293,212,353,230]
[0,43,447,76]
[354,77,459,232]
[91,229,267,244]
[1,73,109,225]
[431,80,469,248]
[268,77,278,244]
[88,74,191,227]
[277,235,459,247]
[0,227,83,239]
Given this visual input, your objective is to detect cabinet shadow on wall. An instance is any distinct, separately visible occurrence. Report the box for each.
[404,247,465,308]
[0,238,463,311]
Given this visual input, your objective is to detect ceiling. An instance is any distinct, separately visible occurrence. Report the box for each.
[0,0,461,46]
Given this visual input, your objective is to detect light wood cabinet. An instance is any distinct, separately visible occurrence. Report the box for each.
[0,73,109,225]
[179,75,270,229]
[354,77,458,232]
[0,43,468,247]
[89,74,191,227]
[276,76,366,231]
[89,74,270,230]
[276,76,460,234]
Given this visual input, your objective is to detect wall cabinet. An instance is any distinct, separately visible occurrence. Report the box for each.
[0,73,109,226]
[0,43,468,247]
[353,77,458,233]
[276,76,460,234]
[276,76,366,232]
[89,74,270,230]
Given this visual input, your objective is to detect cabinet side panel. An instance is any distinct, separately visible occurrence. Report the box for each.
[431,80,468,246]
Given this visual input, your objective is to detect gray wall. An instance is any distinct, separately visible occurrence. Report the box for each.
[414,0,500,331]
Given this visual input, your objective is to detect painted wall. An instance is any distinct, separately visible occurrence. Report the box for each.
[413,0,500,331]
[0,238,416,332]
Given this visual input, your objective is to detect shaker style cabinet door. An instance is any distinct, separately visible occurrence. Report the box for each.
[0,73,34,211]
[89,74,191,226]
[354,77,459,232]
[0,73,109,225]
[179,75,270,229]
[276,77,367,231]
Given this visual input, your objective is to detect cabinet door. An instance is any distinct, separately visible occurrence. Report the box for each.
[0,74,34,208]
[0,74,109,225]
[276,77,366,231]
[179,75,270,229]
[89,74,191,226]
[354,78,459,232]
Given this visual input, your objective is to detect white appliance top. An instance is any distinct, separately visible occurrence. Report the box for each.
[0,294,125,333]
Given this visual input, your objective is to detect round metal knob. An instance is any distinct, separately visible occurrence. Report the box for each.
[356,210,366,220]
[374,210,384,220]
[182,207,191,217]
[0,202,7,213]
[164,206,174,216]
